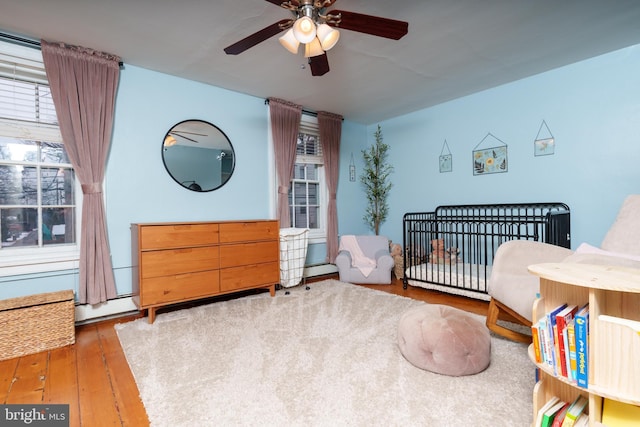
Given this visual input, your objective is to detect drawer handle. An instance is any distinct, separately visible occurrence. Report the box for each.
[173,225,192,230]
[174,248,193,254]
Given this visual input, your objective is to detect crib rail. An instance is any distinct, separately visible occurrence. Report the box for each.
[402,202,570,297]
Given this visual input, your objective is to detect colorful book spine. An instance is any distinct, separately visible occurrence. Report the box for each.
[531,321,543,364]
[538,317,550,365]
[562,320,573,382]
[562,395,588,427]
[574,305,590,388]
[546,303,567,373]
[555,304,578,378]
[567,318,578,382]
[550,402,571,427]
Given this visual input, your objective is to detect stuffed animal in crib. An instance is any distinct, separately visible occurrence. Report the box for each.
[429,239,446,264]
[390,243,403,258]
[446,246,461,263]
[429,239,461,264]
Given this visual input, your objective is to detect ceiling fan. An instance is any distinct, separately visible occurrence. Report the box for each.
[163,130,206,147]
[223,0,409,76]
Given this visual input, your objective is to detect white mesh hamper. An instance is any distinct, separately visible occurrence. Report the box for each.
[279,228,309,288]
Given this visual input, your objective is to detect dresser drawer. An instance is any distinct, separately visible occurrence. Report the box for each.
[139,223,219,250]
[219,241,279,268]
[141,246,219,278]
[219,221,278,243]
[140,270,220,306]
[220,262,279,292]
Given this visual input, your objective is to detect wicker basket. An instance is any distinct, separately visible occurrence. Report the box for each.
[0,290,75,361]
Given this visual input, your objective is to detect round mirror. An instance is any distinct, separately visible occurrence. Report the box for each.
[162,120,235,192]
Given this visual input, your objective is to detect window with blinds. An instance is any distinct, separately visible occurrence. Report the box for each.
[0,38,78,268]
[288,117,325,234]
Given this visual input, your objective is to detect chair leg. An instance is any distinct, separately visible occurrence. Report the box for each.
[486,298,532,344]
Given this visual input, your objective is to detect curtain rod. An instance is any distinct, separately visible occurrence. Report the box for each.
[264,98,317,117]
[264,99,343,120]
[0,31,124,67]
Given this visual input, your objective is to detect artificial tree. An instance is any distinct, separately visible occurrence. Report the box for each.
[360,124,393,235]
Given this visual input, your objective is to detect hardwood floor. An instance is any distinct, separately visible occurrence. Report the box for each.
[0,276,514,426]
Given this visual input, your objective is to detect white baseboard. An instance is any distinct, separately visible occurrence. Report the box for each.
[304,263,337,277]
[75,264,338,323]
[75,296,137,323]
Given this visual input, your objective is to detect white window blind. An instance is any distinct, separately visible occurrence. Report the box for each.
[0,39,60,140]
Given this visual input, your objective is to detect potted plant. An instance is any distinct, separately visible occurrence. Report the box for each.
[360,124,393,235]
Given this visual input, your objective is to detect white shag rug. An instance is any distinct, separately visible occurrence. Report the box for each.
[115,279,534,426]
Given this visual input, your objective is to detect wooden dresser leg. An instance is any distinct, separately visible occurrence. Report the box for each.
[269,284,276,297]
[148,307,156,324]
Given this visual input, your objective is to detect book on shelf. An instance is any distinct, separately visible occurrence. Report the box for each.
[572,413,589,427]
[534,396,560,427]
[531,321,543,364]
[537,316,550,365]
[545,303,567,372]
[548,401,571,427]
[566,317,578,382]
[555,304,578,378]
[601,398,640,426]
[561,395,588,427]
[540,399,568,427]
[574,305,590,389]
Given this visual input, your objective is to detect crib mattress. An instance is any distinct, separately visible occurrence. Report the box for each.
[405,262,492,301]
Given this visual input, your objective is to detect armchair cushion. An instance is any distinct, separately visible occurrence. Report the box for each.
[487,240,573,322]
[487,194,640,342]
[335,235,393,284]
[563,243,640,269]
[600,195,640,256]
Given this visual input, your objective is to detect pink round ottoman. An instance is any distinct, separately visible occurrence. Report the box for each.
[397,304,491,376]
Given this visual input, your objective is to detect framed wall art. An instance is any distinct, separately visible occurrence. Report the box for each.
[472,132,508,175]
[439,139,452,173]
[534,120,555,156]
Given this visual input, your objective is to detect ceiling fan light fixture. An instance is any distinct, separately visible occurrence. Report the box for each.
[164,135,177,147]
[304,37,324,58]
[279,28,300,54]
[316,23,340,51]
[293,16,316,43]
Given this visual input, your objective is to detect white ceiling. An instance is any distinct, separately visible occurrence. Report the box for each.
[2,0,640,124]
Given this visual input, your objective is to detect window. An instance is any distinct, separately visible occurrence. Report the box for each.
[287,117,326,241]
[0,39,79,274]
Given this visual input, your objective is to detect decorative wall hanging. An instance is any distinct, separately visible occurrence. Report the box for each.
[349,153,356,182]
[534,120,555,156]
[472,132,508,175]
[439,139,452,173]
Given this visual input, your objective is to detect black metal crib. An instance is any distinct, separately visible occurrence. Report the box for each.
[402,202,570,299]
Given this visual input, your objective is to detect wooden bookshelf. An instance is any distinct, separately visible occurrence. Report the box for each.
[528,262,640,426]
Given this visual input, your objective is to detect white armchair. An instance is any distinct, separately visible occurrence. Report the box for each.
[335,235,394,284]
[486,194,640,342]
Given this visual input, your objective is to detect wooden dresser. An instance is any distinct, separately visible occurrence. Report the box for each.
[131,219,279,323]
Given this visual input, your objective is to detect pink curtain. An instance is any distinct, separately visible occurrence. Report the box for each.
[269,98,302,226]
[41,40,120,305]
[318,111,343,263]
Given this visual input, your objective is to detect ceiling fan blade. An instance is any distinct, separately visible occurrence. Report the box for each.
[224,19,291,55]
[328,10,408,40]
[309,53,330,76]
[170,132,200,143]
[264,0,300,6]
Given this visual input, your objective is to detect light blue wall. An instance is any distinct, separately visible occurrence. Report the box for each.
[0,65,366,300]
[105,66,276,296]
[2,43,639,301]
[339,45,640,249]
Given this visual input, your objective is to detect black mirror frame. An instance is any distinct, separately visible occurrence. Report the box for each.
[161,119,236,192]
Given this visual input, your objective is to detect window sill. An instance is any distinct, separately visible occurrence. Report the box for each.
[0,250,80,277]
